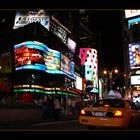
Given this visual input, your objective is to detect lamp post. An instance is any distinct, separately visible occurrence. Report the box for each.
[103,68,119,91]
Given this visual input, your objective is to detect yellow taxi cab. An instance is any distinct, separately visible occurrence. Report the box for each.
[79,95,140,129]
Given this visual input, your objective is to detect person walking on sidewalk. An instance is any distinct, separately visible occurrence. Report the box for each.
[54,96,61,120]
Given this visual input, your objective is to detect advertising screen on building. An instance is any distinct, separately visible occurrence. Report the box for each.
[131,75,140,85]
[128,42,140,69]
[128,17,140,29]
[80,48,98,93]
[14,41,60,71]
[14,41,75,80]
[125,10,140,19]
[50,16,71,44]
[74,74,82,91]
[67,37,76,53]
[61,53,75,76]
[13,9,50,30]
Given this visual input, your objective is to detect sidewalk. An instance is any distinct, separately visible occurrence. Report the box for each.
[0,114,79,125]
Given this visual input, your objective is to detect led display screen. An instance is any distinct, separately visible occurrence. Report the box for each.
[14,41,75,80]
[80,48,98,93]
[74,74,82,91]
[132,96,140,103]
[13,9,50,30]
[67,37,76,53]
[128,17,140,29]
[50,16,71,44]
[128,42,140,69]
[61,53,75,76]
[131,75,140,85]
[15,41,60,71]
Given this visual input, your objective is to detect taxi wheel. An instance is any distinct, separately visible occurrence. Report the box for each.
[87,126,96,129]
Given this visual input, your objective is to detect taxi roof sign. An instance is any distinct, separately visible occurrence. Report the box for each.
[107,90,122,99]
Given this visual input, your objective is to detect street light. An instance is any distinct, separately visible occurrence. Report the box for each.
[103,67,119,90]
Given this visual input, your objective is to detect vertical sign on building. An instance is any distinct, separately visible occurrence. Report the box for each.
[80,48,98,93]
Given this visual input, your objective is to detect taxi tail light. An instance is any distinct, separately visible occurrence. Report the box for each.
[114,110,123,117]
[80,109,86,115]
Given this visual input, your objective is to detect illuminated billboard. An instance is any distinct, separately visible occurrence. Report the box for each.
[80,48,98,93]
[74,74,82,91]
[14,41,75,80]
[67,38,76,53]
[128,42,140,69]
[50,16,71,44]
[125,10,140,19]
[131,75,140,85]
[13,9,50,30]
[61,53,75,76]
[128,17,140,29]
[15,41,60,71]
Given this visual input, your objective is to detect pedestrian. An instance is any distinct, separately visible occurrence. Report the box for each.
[42,101,48,120]
[54,96,61,120]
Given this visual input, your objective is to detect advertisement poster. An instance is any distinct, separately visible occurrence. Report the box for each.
[129,43,140,69]
[14,41,61,71]
[14,41,75,80]
[61,53,75,76]
[13,9,50,30]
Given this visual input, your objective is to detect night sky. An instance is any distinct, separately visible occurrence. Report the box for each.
[90,10,124,73]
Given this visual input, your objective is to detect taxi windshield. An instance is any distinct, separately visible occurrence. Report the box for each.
[92,99,125,108]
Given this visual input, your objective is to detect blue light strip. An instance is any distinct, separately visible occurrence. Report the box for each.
[16,64,76,80]
[128,17,140,28]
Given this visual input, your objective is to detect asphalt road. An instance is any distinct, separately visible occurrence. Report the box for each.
[0,119,137,131]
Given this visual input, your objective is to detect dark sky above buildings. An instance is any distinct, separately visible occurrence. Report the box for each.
[90,10,124,72]
[0,9,125,74]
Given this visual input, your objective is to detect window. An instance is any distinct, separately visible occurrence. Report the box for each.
[93,99,125,108]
